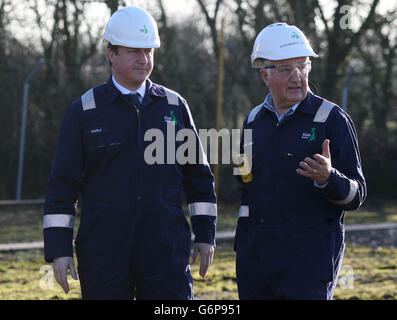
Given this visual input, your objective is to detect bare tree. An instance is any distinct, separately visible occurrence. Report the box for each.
[0,0,18,198]
[196,0,224,56]
[0,0,9,55]
[31,0,101,94]
[357,10,397,165]
[314,0,380,100]
[104,0,120,14]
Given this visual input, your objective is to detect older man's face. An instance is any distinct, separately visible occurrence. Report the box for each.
[260,57,310,110]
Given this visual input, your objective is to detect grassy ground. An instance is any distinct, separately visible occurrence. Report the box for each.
[1,199,396,243]
[0,203,240,244]
[0,199,396,300]
[344,199,397,225]
[333,246,397,300]
[0,242,396,300]
[0,205,45,244]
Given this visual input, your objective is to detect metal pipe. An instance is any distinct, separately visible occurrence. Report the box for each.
[342,66,354,111]
[16,58,45,200]
[214,18,225,197]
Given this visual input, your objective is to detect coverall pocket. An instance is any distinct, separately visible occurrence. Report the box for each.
[83,141,123,176]
[85,141,122,153]
[83,125,122,153]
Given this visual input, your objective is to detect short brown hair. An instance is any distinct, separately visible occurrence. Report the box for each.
[107,42,118,66]
[107,42,119,54]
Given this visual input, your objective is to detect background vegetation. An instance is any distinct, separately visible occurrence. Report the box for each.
[0,0,396,301]
[0,0,396,202]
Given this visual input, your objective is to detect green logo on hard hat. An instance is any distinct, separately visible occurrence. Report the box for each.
[140,25,148,34]
[292,31,300,39]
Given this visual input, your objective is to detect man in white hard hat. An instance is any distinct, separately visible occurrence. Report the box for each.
[43,6,217,299]
[234,23,366,299]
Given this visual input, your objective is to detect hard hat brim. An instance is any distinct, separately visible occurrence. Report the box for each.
[251,46,318,68]
[104,33,160,49]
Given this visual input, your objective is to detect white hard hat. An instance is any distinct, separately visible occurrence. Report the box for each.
[251,22,318,68]
[103,6,160,48]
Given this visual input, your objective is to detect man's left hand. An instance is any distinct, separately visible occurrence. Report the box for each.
[191,242,214,278]
[296,139,332,185]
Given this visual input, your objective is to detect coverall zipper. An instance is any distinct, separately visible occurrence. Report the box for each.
[131,103,142,202]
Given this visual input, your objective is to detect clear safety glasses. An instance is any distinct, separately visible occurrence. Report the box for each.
[264,60,312,78]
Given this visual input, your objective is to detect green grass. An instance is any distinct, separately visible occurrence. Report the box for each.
[0,202,240,244]
[344,200,397,225]
[0,243,396,300]
[0,207,44,243]
[0,199,396,300]
[2,200,395,244]
[333,246,397,300]
[192,243,238,300]
[0,250,81,300]
[198,243,397,300]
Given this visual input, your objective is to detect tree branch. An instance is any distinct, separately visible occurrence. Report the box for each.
[348,0,380,52]
[196,0,224,56]
[313,0,330,38]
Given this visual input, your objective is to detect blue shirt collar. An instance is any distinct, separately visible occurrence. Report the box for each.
[111,75,146,102]
[263,93,301,122]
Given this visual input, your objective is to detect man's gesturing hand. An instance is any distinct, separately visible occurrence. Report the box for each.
[53,256,78,294]
[296,139,332,185]
[191,242,214,278]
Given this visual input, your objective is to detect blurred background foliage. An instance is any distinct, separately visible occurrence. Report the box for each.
[0,0,396,203]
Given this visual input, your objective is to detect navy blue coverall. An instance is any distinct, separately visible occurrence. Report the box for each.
[43,76,217,299]
[235,92,366,300]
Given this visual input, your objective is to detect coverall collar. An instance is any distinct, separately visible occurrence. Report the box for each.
[264,92,318,116]
[295,92,318,115]
[263,93,300,122]
[111,75,146,98]
[255,91,317,124]
[105,75,167,106]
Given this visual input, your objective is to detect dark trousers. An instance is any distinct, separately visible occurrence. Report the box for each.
[75,204,193,300]
[235,221,344,300]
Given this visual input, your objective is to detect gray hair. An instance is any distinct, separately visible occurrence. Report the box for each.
[255,59,273,70]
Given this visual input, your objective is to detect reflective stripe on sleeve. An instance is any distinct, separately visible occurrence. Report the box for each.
[313,99,334,123]
[43,214,74,229]
[238,205,249,218]
[328,179,359,205]
[81,88,96,111]
[188,202,217,217]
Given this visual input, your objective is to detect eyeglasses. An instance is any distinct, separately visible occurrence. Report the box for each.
[264,61,312,77]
